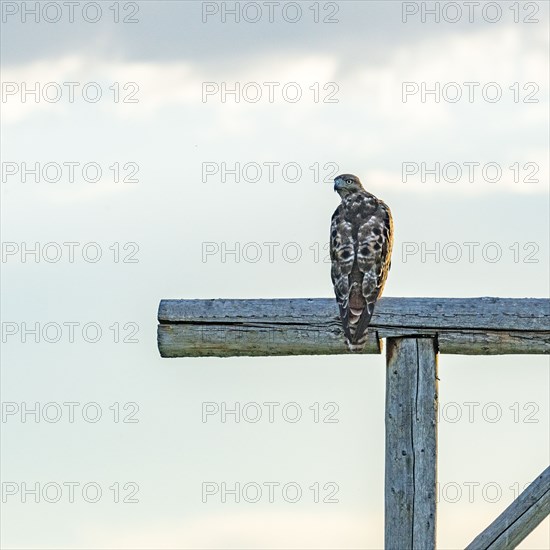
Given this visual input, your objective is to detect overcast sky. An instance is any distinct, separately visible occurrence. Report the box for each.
[1,1,549,548]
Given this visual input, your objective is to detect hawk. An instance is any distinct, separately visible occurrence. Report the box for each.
[330,174,393,352]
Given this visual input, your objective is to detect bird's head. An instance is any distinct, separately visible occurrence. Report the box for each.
[334,174,364,198]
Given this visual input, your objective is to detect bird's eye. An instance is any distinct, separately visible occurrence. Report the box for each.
[346,179,353,184]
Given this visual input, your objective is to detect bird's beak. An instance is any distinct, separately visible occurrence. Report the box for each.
[334,179,342,191]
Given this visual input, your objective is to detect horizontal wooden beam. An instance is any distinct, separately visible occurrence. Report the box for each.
[465,465,550,550]
[157,297,550,357]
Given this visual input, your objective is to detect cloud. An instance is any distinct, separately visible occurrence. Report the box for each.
[2,25,547,196]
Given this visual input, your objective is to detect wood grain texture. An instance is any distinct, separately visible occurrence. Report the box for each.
[385,338,438,550]
[157,297,550,357]
[466,466,550,550]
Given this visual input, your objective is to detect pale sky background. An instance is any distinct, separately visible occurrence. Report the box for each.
[1,1,549,549]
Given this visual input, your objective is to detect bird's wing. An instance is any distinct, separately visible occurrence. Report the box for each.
[351,199,393,345]
[330,203,355,343]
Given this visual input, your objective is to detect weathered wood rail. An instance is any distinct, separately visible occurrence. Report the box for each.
[466,466,550,550]
[157,296,550,549]
[158,297,550,357]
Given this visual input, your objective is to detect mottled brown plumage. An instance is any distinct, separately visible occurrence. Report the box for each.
[330,174,393,351]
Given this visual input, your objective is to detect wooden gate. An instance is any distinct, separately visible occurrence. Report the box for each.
[157,296,550,549]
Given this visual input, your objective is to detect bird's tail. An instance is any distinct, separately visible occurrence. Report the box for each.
[346,332,368,353]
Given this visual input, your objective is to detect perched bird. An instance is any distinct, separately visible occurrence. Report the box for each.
[330,174,393,352]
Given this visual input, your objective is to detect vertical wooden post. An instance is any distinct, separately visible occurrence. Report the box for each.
[385,337,439,550]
